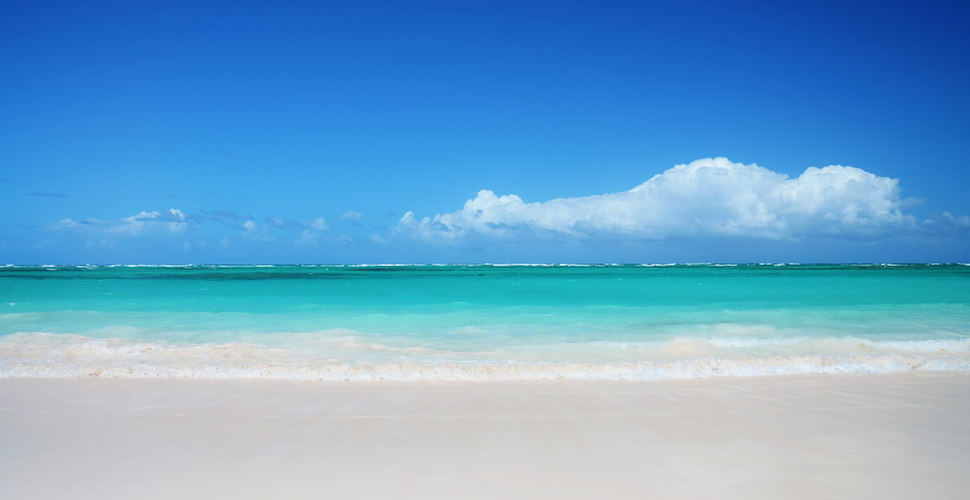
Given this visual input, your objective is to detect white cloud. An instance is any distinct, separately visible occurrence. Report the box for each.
[294,217,329,246]
[341,210,364,220]
[395,158,923,243]
[49,209,190,236]
[266,216,291,228]
[942,212,970,227]
[238,220,275,242]
[45,208,339,248]
[305,217,329,231]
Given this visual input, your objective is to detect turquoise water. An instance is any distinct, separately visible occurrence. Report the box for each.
[2,264,969,380]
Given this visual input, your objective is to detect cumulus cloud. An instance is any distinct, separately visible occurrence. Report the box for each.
[305,217,329,231]
[294,217,329,246]
[341,210,364,220]
[49,209,190,236]
[238,220,275,242]
[394,158,925,243]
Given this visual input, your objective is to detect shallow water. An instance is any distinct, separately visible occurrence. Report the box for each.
[2,264,968,380]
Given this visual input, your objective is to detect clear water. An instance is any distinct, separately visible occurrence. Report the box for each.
[2,264,969,380]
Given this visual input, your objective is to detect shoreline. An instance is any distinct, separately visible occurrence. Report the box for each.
[5,333,969,381]
[2,372,969,499]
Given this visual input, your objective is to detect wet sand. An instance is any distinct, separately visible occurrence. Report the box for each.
[2,372,969,499]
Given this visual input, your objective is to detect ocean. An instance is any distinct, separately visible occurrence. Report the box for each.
[1,264,968,380]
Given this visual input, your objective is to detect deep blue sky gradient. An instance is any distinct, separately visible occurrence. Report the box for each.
[2,0,969,263]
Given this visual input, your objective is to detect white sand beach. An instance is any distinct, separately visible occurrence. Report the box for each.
[2,372,969,499]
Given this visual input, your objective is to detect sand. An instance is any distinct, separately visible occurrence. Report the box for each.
[1,373,969,499]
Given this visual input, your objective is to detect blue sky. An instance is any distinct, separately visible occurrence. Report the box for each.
[2,0,969,264]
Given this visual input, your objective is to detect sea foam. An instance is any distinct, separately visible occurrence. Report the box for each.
[2,332,968,381]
